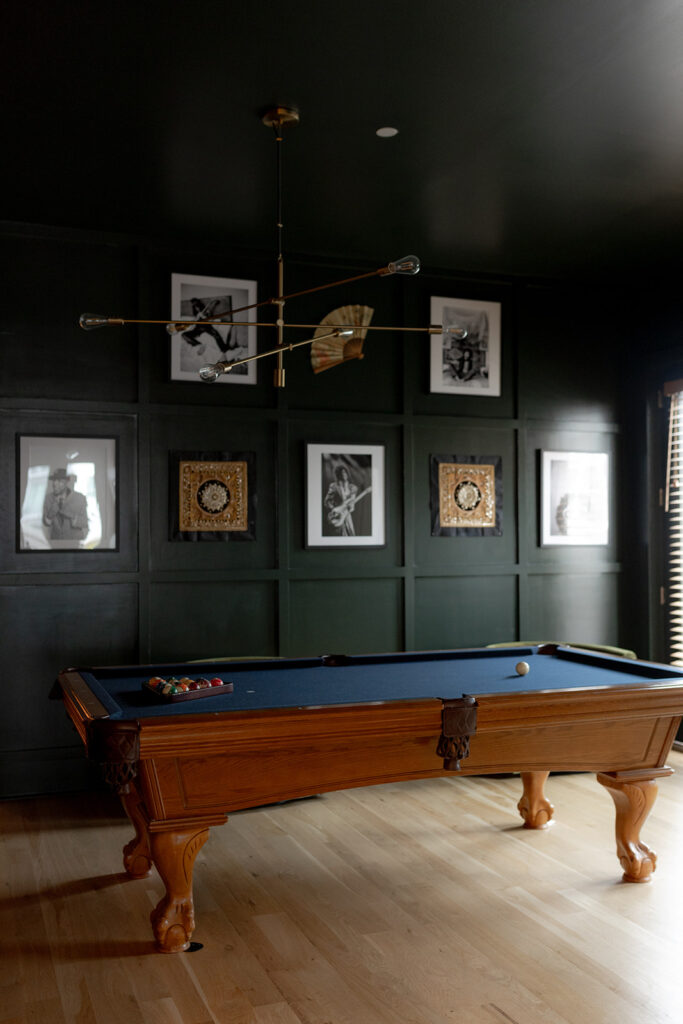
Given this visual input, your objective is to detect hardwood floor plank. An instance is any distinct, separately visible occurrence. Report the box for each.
[121,944,219,1023]
[138,997,195,1024]
[0,982,25,1024]
[4,753,683,1023]
[22,998,67,1024]
[252,1004,305,1024]
[269,961,417,1024]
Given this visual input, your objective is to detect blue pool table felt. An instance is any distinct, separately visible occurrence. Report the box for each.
[78,646,680,720]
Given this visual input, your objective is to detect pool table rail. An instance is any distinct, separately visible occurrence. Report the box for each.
[72,679,683,824]
[58,668,683,811]
[468,681,683,775]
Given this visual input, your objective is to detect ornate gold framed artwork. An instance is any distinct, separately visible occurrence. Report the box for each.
[169,450,256,541]
[430,454,502,536]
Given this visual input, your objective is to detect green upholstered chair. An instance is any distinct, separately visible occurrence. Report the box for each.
[486,641,637,660]
[189,655,284,663]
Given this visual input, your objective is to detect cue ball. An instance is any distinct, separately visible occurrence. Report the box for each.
[516,661,530,676]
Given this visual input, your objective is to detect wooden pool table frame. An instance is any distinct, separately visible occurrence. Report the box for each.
[57,658,683,953]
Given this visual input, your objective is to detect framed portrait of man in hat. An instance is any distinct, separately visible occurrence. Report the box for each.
[17,435,117,551]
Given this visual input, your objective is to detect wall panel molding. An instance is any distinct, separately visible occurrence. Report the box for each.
[0,223,630,794]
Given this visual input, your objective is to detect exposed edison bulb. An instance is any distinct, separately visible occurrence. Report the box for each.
[79,314,116,330]
[199,363,225,382]
[443,325,469,340]
[387,255,420,276]
[166,322,186,335]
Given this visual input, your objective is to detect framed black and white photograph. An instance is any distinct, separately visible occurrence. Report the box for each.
[170,272,257,384]
[168,450,256,542]
[17,434,118,551]
[541,450,609,546]
[1,411,136,574]
[306,443,385,547]
[430,454,503,536]
[429,296,501,396]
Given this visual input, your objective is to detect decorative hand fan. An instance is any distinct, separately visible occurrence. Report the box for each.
[310,305,374,374]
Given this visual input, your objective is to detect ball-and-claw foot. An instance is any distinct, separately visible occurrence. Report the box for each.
[151,897,195,953]
[123,837,152,878]
[620,842,657,883]
[517,795,555,830]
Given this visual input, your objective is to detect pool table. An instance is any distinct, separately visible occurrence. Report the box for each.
[56,644,683,953]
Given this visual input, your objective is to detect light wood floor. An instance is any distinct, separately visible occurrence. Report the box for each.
[3,753,683,1024]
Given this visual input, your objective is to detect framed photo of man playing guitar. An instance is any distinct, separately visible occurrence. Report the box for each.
[306,443,385,548]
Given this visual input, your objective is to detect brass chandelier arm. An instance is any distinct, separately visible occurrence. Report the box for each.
[293,323,461,335]
[79,264,413,333]
[198,320,467,383]
[269,264,393,303]
[80,315,461,336]
[198,328,353,382]
[283,322,464,335]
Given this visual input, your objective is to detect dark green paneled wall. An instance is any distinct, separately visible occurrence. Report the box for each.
[0,225,630,796]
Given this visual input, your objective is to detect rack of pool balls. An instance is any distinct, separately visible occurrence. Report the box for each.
[142,675,234,702]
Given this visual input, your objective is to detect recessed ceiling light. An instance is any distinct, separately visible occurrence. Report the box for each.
[376,126,399,138]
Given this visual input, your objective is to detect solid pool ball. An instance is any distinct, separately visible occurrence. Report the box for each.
[210,677,223,687]
[516,661,530,676]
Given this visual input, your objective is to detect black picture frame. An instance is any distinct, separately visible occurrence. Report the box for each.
[1,411,137,573]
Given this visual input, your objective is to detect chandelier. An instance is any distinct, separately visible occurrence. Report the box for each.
[79,106,466,387]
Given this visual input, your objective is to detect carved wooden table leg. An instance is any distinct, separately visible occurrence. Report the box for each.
[597,767,674,883]
[120,782,153,878]
[518,771,554,829]
[148,826,210,953]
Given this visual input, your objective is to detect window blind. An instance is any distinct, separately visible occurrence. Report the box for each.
[664,380,683,664]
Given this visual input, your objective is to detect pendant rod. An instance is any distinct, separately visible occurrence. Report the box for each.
[275,119,284,259]
[273,113,287,386]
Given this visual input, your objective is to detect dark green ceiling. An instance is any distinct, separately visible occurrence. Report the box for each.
[4,0,683,279]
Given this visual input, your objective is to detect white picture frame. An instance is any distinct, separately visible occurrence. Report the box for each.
[170,273,257,384]
[430,295,501,396]
[541,450,609,546]
[306,443,385,547]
